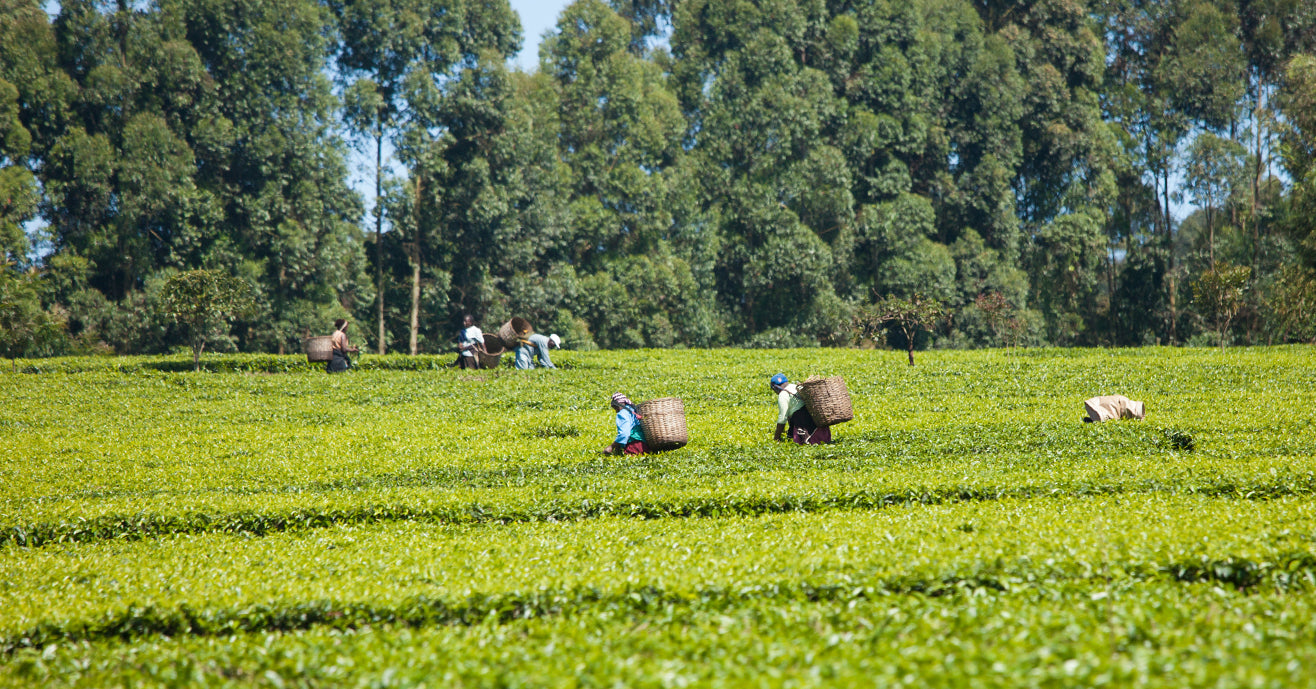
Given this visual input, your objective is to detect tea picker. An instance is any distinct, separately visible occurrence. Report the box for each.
[451,315,485,370]
[602,393,688,455]
[603,392,648,455]
[515,333,561,369]
[769,374,854,444]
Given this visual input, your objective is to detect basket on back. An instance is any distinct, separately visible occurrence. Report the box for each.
[497,317,534,348]
[798,376,854,426]
[638,397,688,452]
[477,333,505,369]
[303,336,333,363]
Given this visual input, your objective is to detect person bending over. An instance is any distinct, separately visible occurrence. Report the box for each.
[770,373,831,444]
[514,333,561,369]
[603,392,647,455]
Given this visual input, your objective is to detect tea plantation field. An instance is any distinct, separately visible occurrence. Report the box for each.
[1,346,1315,687]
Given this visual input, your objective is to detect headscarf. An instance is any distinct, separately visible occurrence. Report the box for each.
[770,373,787,391]
[611,392,633,409]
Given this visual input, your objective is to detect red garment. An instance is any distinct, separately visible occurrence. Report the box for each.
[623,440,647,455]
[792,426,831,445]
[787,407,831,444]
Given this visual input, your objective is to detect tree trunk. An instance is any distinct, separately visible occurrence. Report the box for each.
[1167,271,1178,346]
[1106,242,1116,345]
[409,176,423,356]
[1253,83,1264,267]
[905,326,915,366]
[409,244,421,356]
[375,130,386,356]
[193,339,205,372]
[1164,166,1177,345]
[1208,205,1215,269]
[277,265,287,356]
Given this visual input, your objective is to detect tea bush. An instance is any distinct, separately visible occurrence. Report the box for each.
[0,346,1313,686]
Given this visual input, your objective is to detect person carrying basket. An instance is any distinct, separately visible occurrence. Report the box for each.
[769,373,831,444]
[450,314,485,370]
[603,392,648,455]
[327,318,359,373]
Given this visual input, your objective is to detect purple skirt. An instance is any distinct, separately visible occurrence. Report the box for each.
[789,407,831,444]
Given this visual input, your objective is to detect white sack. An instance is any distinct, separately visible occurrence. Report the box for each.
[1083,395,1146,422]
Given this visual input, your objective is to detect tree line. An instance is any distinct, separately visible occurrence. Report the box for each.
[2,0,1314,358]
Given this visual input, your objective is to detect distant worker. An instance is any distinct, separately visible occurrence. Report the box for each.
[514,333,561,369]
[327,318,359,373]
[603,392,647,455]
[770,373,831,444]
[451,314,484,370]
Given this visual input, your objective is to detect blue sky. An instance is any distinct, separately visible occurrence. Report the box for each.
[345,1,572,217]
[510,0,573,72]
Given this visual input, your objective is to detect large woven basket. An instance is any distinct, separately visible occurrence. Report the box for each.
[497,317,534,348]
[798,376,854,426]
[477,333,505,369]
[638,397,688,452]
[303,336,333,363]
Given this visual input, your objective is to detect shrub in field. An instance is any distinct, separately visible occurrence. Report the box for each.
[159,270,254,371]
[855,293,947,364]
[1192,262,1250,349]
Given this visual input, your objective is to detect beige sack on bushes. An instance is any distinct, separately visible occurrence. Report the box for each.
[1084,395,1146,422]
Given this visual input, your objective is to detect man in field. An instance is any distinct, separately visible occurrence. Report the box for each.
[514,333,561,369]
[451,315,484,370]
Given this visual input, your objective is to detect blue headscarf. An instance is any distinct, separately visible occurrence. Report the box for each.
[770,373,787,391]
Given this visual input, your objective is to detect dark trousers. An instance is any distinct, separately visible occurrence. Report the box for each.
[326,350,351,373]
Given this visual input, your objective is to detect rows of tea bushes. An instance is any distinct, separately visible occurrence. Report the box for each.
[3,494,1315,653]
[4,353,471,374]
[4,348,1314,542]
[2,347,1313,686]
[7,583,1315,689]
[6,349,1312,498]
[6,463,1316,549]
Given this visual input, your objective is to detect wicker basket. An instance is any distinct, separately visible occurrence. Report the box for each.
[798,376,854,426]
[303,336,333,363]
[497,317,534,348]
[638,397,688,452]
[477,333,505,369]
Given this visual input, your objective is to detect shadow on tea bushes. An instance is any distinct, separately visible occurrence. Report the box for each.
[6,552,1316,655]
[7,472,1316,549]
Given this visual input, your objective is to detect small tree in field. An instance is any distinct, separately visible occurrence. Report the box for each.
[160,270,253,370]
[856,293,947,365]
[975,291,1025,350]
[1192,262,1250,349]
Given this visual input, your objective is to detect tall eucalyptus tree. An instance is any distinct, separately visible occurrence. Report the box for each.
[331,0,520,353]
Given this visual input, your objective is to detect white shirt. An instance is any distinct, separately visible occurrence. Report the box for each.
[777,384,806,424]
[458,326,483,356]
